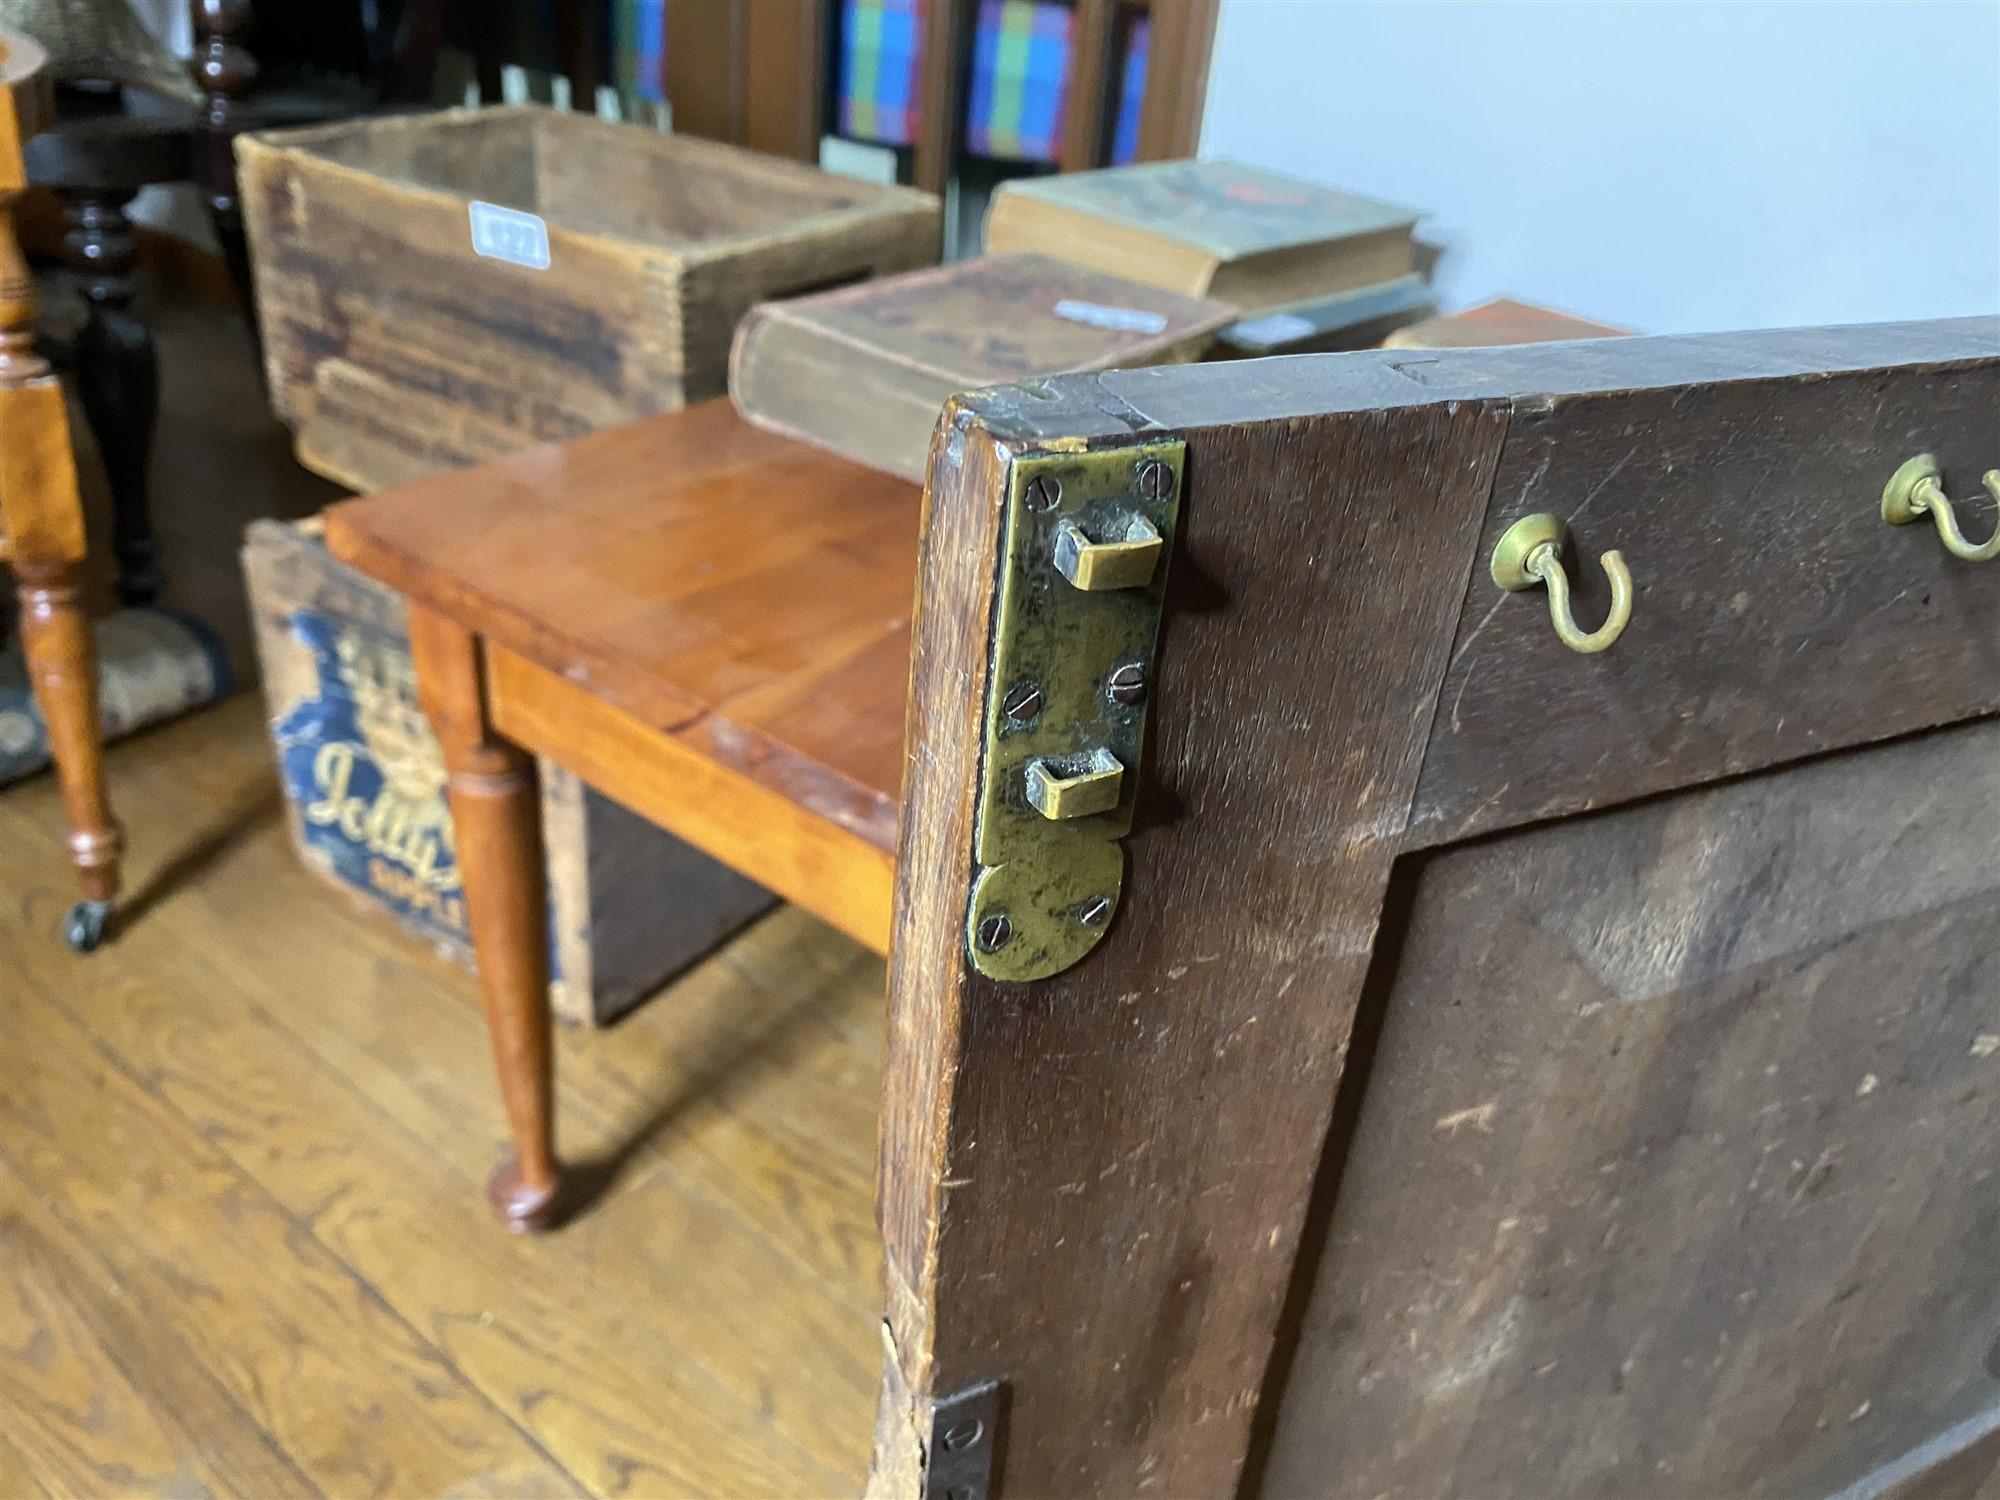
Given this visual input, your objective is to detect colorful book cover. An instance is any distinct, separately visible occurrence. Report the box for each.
[1110,16,1148,165]
[965,0,1072,162]
[1005,159,1417,261]
[612,0,667,103]
[839,0,926,146]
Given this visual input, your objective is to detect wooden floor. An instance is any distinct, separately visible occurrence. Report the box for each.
[0,695,888,1498]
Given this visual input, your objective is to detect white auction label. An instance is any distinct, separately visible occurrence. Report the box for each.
[1227,312,1315,349]
[1053,299,1169,335]
[469,201,551,270]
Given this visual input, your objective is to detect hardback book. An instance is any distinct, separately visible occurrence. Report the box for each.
[1209,274,1435,360]
[984,158,1419,312]
[1381,297,1630,350]
[728,252,1234,481]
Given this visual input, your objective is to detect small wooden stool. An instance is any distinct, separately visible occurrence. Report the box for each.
[1,28,123,951]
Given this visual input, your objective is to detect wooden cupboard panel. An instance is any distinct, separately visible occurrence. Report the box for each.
[876,392,1511,1498]
[1260,716,2000,1499]
[1412,355,2000,845]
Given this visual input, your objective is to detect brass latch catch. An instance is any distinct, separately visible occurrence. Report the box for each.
[1026,749,1126,820]
[965,441,1185,982]
[1053,515,1164,590]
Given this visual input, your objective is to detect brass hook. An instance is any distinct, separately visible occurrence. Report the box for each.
[1490,513,1632,655]
[1882,455,2000,562]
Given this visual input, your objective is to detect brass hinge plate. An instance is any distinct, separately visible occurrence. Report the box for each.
[967,438,1184,982]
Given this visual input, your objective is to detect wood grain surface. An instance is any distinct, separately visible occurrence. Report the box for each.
[875,390,1510,1496]
[1259,717,2000,1499]
[963,318,2000,446]
[1381,296,1628,350]
[1411,352,2000,844]
[410,605,562,1230]
[490,644,895,952]
[0,697,885,1498]
[1134,0,1219,162]
[238,107,937,489]
[0,29,52,188]
[325,399,921,857]
[879,319,2000,1497]
[2,25,122,913]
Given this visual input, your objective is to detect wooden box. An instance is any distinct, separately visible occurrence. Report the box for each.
[242,517,773,1025]
[237,106,941,492]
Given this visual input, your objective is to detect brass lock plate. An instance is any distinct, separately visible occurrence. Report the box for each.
[966,438,1185,981]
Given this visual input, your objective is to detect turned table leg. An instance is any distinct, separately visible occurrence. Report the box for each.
[17,561,123,948]
[408,604,561,1232]
[189,0,259,351]
[3,109,124,952]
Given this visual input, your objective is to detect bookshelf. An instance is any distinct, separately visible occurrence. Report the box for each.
[416,0,1215,236]
[631,0,1214,193]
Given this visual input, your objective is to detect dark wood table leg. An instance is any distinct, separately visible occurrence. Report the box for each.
[60,186,161,606]
[189,0,257,337]
[17,560,123,947]
[408,603,562,1232]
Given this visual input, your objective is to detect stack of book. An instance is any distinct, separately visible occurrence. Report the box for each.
[726,156,1632,478]
[730,252,1235,482]
[987,158,1436,356]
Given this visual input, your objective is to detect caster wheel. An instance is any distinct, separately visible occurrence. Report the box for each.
[64,899,113,954]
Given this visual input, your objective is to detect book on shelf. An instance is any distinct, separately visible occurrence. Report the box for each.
[728,252,1234,482]
[984,158,1419,313]
[1382,298,1630,349]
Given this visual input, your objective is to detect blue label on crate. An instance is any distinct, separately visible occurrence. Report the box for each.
[273,611,470,943]
[469,200,552,270]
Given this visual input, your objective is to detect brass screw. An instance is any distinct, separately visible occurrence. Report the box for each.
[1025,475,1062,512]
[1138,460,1176,501]
[1106,663,1146,706]
[975,914,1013,952]
[1001,681,1044,723]
[1078,895,1113,928]
[941,1419,985,1452]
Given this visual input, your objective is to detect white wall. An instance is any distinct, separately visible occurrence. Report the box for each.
[1200,0,2000,334]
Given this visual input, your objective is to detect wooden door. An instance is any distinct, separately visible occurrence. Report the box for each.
[870,319,2000,1498]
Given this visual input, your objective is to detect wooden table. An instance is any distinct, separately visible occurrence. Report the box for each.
[331,320,2000,1499]
[328,398,915,1226]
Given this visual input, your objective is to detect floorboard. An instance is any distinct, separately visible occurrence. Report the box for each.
[7,272,885,1500]
[0,698,885,1499]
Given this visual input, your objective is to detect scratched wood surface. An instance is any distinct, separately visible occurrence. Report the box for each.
[877,320,2000,1497]
[1410,352,2000,845]
[326,398,921,859]
[0,697,884,1499]
[1257,715,2000,1499]
[875,390,1510,1497]
[238,106,938,491]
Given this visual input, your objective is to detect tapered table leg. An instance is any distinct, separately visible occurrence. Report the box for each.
[408,604,561,1232]
[17,560,122,949]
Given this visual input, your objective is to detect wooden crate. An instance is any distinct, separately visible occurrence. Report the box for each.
[237,105,940,492]
[243,517,773,1025]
